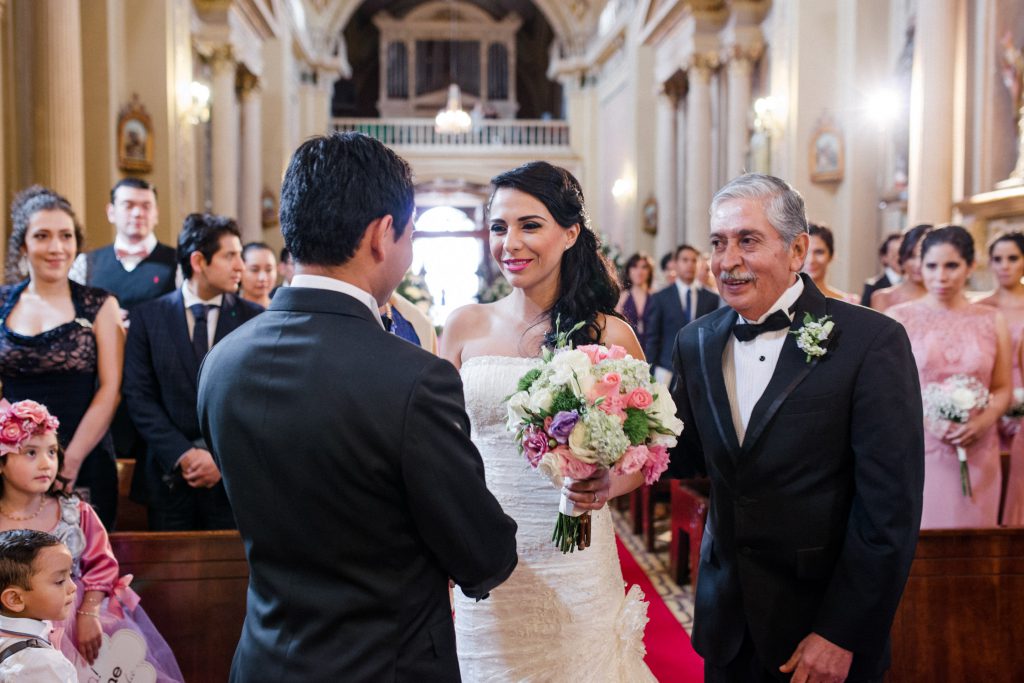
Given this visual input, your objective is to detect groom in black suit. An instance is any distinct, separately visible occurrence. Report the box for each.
[198,132,518,682]
[669,174,923,682]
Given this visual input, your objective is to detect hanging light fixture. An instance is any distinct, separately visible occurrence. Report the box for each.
[435,1,472,135]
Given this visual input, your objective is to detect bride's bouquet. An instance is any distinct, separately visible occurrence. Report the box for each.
[505,322,684,553]
[922,374,991,498]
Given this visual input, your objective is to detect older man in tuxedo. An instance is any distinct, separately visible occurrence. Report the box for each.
[198,132,517,682]
[669,174,923,683]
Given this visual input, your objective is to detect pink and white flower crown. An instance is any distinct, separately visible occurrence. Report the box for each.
[0,400,60,457]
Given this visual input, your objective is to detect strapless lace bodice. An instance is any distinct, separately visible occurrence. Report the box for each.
[454,356,653,682]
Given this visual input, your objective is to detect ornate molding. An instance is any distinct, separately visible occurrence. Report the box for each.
[724,42,764,65]
[687,51,721,76]
[236,65,260,98]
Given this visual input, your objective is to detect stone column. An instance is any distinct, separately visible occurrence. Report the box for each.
[210,46,239,219]
[31,0,86,213]
[725,48,759,181]
[237,69,262,242]
[654,85,679,263]
[907,0,957,225]
[685,55,717,244]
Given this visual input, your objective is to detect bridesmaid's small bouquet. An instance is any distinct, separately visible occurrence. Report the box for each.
[505,321,683,553]
[1004,388,1024,419]
[923,374,991,498]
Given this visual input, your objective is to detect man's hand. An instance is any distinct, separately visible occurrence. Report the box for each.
[179,448,222,488]
[779,632,852,683]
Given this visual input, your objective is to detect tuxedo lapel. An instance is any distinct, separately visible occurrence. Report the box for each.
[699,309,742,456]
[741,275,829,455]
[167,291,200,382]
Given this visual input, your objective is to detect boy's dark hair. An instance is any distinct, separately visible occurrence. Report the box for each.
[110,177,157,203]
[0,530,62,592]
[279,132,415,267]
[177,213,242,279]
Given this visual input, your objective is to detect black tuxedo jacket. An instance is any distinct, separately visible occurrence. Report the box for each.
[860,272,893,307]
[197,287,518,682]
[644,283,719,370]
[669,275,923,679]
[124,289,263,481]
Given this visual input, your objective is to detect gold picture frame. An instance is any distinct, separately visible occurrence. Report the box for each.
[642,196,658,235]
[117,94,153,174]
[809,116,844,184]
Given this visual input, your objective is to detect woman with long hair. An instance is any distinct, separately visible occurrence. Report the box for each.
[0,186,123,528]
[441,161,653,681]
[977,231,1024,525]
[889,226,1011,528]
[871,223,933,312]
[615,252,654,348]
[802,223,858,302]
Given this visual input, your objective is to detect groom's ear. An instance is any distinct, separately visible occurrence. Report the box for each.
[365,215,394,263]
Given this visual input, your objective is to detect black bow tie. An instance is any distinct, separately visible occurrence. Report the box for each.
[733,309,792,342]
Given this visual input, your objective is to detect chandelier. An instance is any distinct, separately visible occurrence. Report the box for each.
[435,83,472,134]
[435,1,472,135]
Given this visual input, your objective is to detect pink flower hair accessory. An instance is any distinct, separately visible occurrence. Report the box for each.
[0,400,59,456]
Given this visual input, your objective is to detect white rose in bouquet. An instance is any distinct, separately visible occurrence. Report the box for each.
[951,387,977,413]
[506,391,530,429]
[527,387,555,414]
[548,349,591,386]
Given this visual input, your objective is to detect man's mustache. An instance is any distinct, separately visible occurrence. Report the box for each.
[719,268,754,283]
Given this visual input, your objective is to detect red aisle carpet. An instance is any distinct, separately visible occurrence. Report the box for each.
[616,537,704,682]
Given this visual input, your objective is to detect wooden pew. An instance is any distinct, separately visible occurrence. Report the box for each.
[110,531,247,683]
[114,459,148,531]
[887,528,1024,682]
[668,478,710,586]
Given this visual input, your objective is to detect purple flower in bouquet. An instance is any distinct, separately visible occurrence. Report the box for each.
[521,426,549,466]
[548,410,579,444]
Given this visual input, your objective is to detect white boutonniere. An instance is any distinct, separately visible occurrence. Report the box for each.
[74,317,93,329]
[790,313,834,363]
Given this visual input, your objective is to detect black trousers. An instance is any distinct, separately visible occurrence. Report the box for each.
[147,473,236,531]
[74,444,118,530]
[704,628,883,683]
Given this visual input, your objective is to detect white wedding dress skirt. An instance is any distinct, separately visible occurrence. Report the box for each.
[454,356,655,682]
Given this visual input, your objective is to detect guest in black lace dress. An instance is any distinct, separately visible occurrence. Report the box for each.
[614,252,654,349]
[0,186,123,528]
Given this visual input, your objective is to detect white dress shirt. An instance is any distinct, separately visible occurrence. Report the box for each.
[675,280,698,321]
[182,282,224,344]
[884,266,902,286]
[290,274,386,331]
[69,233,158,284]
[723,276,804,444]
[0,615,77,682]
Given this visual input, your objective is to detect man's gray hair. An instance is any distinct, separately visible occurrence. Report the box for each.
[709,174,808,245]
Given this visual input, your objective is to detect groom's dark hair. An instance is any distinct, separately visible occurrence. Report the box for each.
[279,132,415,266]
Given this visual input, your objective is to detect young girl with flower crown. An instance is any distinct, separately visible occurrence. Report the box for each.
[0,399,183,682]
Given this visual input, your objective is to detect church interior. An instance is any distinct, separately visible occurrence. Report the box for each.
[1,0,1023,681]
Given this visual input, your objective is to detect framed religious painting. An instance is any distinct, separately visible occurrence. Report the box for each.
[261,188,278,227]
[117,94,153,173]
[809,116,844,184]
[642,196,658,235]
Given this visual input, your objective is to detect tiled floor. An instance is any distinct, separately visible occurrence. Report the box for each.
[612,507,696,635]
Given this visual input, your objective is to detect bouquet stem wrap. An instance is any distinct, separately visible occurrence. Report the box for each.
[956,446,973,498]
[555,478,591,553]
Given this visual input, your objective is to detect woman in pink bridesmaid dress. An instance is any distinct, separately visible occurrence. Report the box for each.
[976,232,1024,525]
[889,226,1012,529]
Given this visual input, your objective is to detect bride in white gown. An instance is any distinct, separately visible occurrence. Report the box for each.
[442,162,656,682]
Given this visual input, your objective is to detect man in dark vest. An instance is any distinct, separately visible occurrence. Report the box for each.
[70,178,177,514]
[70,178,177,321]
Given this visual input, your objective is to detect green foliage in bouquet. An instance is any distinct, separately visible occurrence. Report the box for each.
[623,408,650,445]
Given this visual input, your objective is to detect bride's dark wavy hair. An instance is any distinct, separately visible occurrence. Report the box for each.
[488,161,620,349]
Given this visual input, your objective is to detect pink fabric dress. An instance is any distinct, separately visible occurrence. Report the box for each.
[997,320,1024,451]
[889,302,1002,529]
[1003,321,1024,525]
[49,496,183,682]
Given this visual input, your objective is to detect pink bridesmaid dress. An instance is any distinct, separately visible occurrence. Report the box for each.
[1003,321,1024,525]
[889,302,1002,528]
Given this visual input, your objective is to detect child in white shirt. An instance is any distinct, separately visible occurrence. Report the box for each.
[0,529,77,682]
